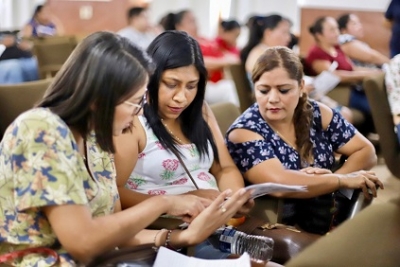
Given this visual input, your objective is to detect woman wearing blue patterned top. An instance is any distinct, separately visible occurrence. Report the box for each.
[226,46,383,234]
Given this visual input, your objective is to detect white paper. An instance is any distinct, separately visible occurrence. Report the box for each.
[312,70,341,96]
[0,44,6,57]
[245,182,307,199]
[153,247,251,267]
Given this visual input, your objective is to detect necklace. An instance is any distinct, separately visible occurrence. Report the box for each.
[161,119,196,157]
[161,119,183,144]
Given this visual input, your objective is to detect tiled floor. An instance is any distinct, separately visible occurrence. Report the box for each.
[370,157,400,204]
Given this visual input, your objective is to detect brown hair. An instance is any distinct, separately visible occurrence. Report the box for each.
[252,46,314,165]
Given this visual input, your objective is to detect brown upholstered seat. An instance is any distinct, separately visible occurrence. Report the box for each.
[364,73,400,178]
[228,64,254,113]
[31,36,77,78]
[209,101,241,135]
[0,78,52,139]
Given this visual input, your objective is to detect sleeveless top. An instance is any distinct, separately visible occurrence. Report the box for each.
[339,34,379,68]
[125,116,219,195]
[28,19,56,37]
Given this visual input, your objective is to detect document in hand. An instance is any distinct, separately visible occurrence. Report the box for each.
[245,183,307,199]
[0,44,5,57]
[312,61,341,96]
[153,247,251,267]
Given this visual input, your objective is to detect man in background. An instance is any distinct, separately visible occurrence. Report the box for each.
[0,32,39,84]
[117,7,156,50]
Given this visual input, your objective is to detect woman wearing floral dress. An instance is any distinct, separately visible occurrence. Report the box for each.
[225,46,383,235]
[113,31,255,259]
[0,31,251,266]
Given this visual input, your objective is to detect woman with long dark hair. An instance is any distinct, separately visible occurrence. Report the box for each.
[241,14,292,74]
[0,32,250,266]
[114,31,254,259]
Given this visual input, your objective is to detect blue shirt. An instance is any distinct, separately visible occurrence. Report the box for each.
[385,0,400,57]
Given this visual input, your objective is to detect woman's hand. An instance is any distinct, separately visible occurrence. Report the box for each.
[300,167,332,175]
[165,195,212,223]
[234,198,255,216]
[179,188,252,246]
[339,170,384,199]
[184,189,220,200]
[186,189,254,216]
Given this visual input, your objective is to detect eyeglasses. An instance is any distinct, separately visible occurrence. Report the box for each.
[124,93,147,115]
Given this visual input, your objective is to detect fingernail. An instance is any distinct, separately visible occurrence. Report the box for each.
[239,188,246,196]
[225,189,232,196]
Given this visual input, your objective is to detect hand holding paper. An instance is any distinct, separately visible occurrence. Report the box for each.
[245,183,307,199]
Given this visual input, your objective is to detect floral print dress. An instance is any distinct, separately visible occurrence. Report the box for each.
[125,116,219,195]
[0,108,119,267]
[225,100,357,234]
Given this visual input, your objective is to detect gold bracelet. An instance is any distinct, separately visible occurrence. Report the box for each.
[153,228,167,248]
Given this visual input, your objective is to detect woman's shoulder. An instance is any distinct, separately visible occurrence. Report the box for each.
[227,103,264,133]
[339,34,356,45]
[10,108,70,138]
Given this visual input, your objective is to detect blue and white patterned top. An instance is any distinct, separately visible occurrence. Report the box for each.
[225,100,357,233]
[226,100,356,172]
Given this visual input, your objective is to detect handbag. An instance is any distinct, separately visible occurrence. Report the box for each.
[235,215,321,264]
[0,247,58,266]
[87,244,157,267]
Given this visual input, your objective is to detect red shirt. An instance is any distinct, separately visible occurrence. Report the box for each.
[306,45,353,76]
[198,37,240,83]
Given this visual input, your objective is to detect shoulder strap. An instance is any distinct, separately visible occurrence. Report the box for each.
[172,149,200,190]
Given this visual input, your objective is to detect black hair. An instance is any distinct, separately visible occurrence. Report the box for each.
[145,30,219,162]
[33,4,45,19]
[240,14,290,63]
[159,10,190,31]
[287,33,299,50]
[309,16,327,36]
[36,31,155,153]
[220,20,241,32]
[337,13,352,31]
[127,7,146,22]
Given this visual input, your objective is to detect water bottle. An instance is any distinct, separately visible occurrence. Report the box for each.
[209,226,274,262]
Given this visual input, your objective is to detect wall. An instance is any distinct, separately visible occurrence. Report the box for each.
[0,0,44,31]
[47,0,133,36]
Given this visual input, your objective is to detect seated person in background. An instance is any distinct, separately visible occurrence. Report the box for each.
[0,31,250,266]
[0,32,39,84]
[337,13,390,68]
[226,46,383,235]
[215,19,241,58]
[384,0,400,58]
[384,54,400,143]
[117,7,156,50]
[21,3,59,38]
[306,16,382,120]
[114,31,254,259]
[161,10,240,107]
[241,14,291,75]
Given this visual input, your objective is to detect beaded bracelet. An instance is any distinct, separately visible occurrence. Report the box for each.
[164,229,177,250]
